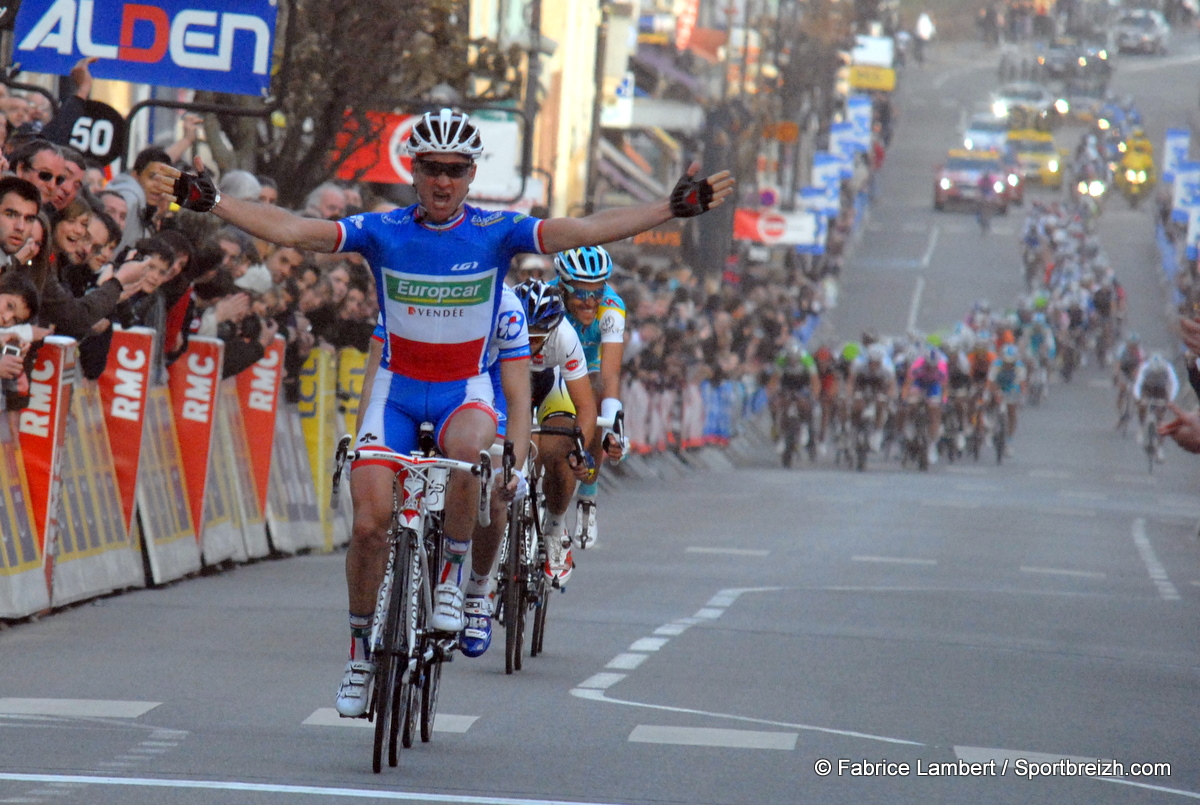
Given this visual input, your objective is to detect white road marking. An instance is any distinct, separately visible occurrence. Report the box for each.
[573,688,922,746]
[685,547,770,557]
[1132,518,1180,601]
[1112,473,1157,485]
[628,725,797,750]
[301,709,477,732]
[907,275,927,332]
[1058,491,1106,502]
[606,653,648,670]
[0,699,159,718]
[577,673,625,690]
[1020,566,1107,579]
[0,773,644,804]
[852,555,937,566]
[628,637,668,652]
[956,747,1200,800]
[693,608,724,619]
[653,623,690,636]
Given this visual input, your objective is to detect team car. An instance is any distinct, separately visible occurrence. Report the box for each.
[934,149,1008,213]
[1007,129,1065,188]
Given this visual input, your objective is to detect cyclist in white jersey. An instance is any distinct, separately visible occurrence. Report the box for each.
[149,108,735,719]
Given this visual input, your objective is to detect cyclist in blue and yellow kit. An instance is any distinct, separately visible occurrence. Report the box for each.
[150,108,735,718]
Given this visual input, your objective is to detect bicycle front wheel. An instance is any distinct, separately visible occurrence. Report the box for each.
[396,529,422,753]
[372,545,405,772]
[503,508,522,675]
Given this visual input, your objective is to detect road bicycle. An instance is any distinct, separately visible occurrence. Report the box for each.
[1143,399,1168,474]
[331,426,494,773]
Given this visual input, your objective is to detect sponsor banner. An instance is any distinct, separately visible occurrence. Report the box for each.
[1171,160,1200,224]
[17,336,76,589]
[829,120,866,159]
[798,185,839,218]
[13,0,279,96]
[733,209,824,248]
[1162,128,1190,185]
[0,412,51,619]
[812,150,849,189]
[847,94,874,143]
[1187,204,1200,261]
[97,327,155,536]
[336,346,367,425]
[852,35,895,68]
[199,379,245,567]
[334,112,523,198]
[849,64,896,91]
[297,346,347,549]
[167,337,223,543]
[234,335,284,515]
[266,405,323,553]
[221,381,269,558]
[627,218,685,255]
[50,381,143,607]
[137,386,200,583]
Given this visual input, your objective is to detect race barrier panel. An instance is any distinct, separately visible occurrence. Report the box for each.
[167,337,224,551]
[235,336,285,517]
[0,412,48,619]
[50,380,144,607]
[265,405,324,553]
[298,346,348,551]
[137,385,200,584]
[97,327,156,536]
[17,336,77,593]
[219,380,269,559]
[199,382,249,567]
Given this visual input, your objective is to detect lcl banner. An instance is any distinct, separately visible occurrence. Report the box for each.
[167,336,223,542]
[16,336,77,588]
[97,327,155,535]
[13,0,278,96]
[234,334,283,515]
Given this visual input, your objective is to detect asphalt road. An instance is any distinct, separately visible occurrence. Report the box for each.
[4,32,1200,805]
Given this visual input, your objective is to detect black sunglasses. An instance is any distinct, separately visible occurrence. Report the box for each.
[414,159,472,179]
[37,170,67,187]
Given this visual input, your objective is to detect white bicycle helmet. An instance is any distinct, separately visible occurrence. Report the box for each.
[554,246,612,283]
[406,108,484,158]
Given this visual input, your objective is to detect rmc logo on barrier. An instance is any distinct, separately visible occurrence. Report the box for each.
[14,0,278,96]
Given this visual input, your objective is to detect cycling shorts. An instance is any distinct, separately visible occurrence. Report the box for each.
[353,367,496,466]
[913,380,942,399]
[536,369,577,422]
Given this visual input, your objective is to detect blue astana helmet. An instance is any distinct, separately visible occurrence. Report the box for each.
[513,279,566,331]
[406,108,484,158]
[554,246,612,283]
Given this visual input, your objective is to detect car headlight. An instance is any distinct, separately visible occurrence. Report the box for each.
[1077,180,1089,194]
[1078,56,1087,67]
[1118,141,1127,153]
[1089,180,1105,197]
[939,178,952,190]
[1098,118,1110,131]
[964,137,974,150]
[1126,168,1138,182]
[1008,174,1019,187]
[1048,160,1059,173]
[1054,99,1069,115]
[992,101,1008,117]
[1137,171,1147,181]
[1098,49,1107,59]
[994,180,1005,194]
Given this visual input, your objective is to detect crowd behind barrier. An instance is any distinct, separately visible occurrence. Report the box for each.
[0,61,886,621]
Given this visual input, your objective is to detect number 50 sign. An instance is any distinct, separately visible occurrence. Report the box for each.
[54,99,127,166]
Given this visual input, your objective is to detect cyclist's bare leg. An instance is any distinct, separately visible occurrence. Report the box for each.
[347,464,398,616]
[1007,401,1019,436]
[927,399,942,443]
[440,407,498,549]
[538,426,577,519]
[468,480,507,591]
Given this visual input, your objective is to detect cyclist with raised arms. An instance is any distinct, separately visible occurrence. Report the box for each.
[148,108,734,718]
[549,246,626,549]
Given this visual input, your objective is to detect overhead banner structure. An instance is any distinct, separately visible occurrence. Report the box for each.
[13,0,279,96]
[17,336,76,590]
[0,413,49,619]
[51,381,143,607]
[97,327,155,536]
[167,337,224,544]
[137,385,200,584]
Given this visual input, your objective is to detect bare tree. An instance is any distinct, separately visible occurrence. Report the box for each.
[199,0,523,206]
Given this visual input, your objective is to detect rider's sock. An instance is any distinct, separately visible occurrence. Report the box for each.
[578,482,598,500]
[349,611,373,662]
[439,537,471,588]
[464,569,492,599]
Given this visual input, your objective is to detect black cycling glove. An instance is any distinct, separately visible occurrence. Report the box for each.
[172,171,221,213]
[670,170,716,218]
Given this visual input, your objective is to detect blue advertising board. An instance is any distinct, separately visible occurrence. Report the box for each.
[14,0,277,97]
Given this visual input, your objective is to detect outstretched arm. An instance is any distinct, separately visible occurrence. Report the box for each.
[146,157,341,253]
[539,162,734,254]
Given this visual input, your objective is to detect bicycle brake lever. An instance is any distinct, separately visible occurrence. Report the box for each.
[331,434,353,509]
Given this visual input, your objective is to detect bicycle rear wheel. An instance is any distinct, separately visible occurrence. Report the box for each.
[1147,421,1158,474]
[531,580,549,656]
[503,508,522,675]
[419,653,441,743]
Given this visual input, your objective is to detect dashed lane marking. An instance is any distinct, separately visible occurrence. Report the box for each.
[577,673,626,691]
[685,547,770,557]
[1020,566,1107,579]
[1058,491,1107,502]
[0,700,159,718]
[852,555,938,566]
[629,637,669,652]
[1112,473,1157,485]
[628,725,798,751]
[301,709,477,732]
[606,654,648,670]
[1132,518,1181,601]
[1029,469,1073,479]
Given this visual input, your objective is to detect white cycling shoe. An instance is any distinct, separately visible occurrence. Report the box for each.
[335,659,375,718]
[574,498,598,549]
[431,583,465,632]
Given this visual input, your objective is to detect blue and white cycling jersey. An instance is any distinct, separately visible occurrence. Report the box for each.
[548,279,626,372]
[336,204,543,383]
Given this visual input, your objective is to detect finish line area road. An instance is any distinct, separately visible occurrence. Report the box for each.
[5,41,1200,805]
